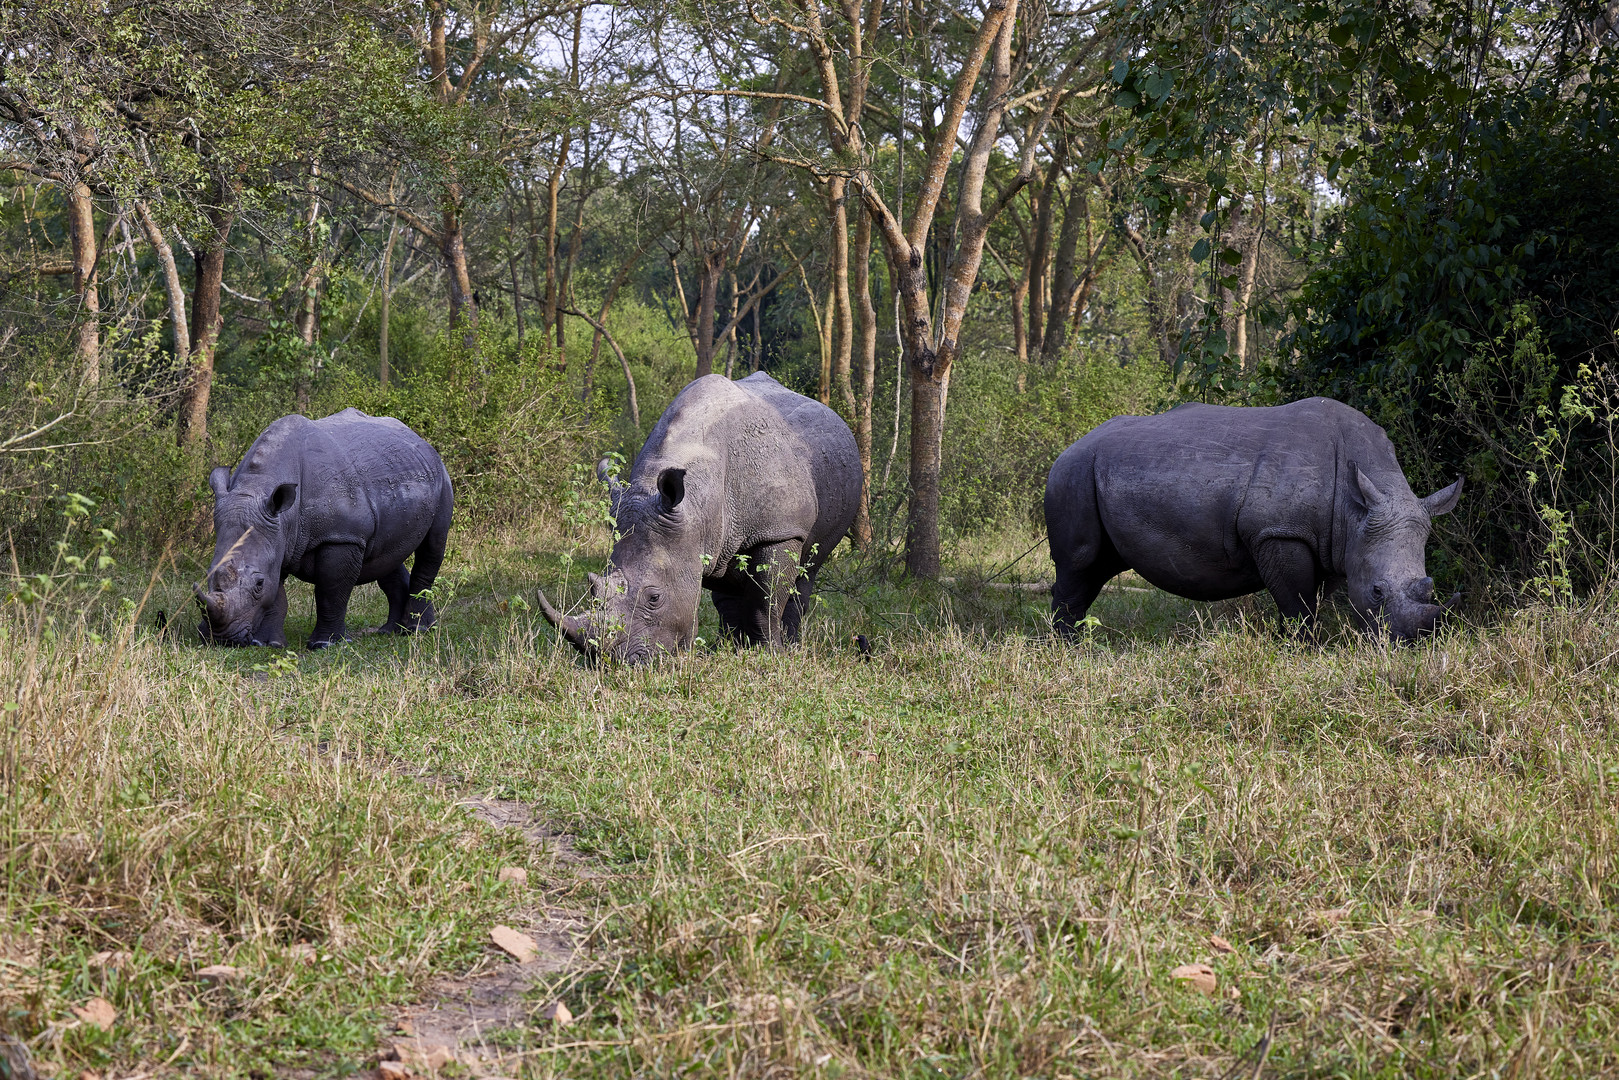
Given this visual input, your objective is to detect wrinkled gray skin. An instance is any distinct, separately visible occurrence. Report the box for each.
[197,408,453,650]
[1045,398,1463,641]
[538,372,859,663]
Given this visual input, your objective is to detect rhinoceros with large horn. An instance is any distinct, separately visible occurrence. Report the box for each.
[197,408,453,649]
[1044,397,1463,641]
[538,372,860,663]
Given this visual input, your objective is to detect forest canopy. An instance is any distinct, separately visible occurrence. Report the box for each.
[2,0,1616,591]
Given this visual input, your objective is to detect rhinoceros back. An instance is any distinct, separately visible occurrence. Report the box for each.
[635,373,859,564]
[234,408,450,567]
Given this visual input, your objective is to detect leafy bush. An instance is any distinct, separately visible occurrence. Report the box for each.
[1287,60,1619,587]
[332,327,608,529]
[940,350,1168,535]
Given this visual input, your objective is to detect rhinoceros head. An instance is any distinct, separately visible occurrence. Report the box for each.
[538,459,703,664]
[1344,466,1463,641]
[196,465,296,646]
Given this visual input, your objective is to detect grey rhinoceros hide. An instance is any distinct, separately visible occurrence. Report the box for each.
[198,408,454,649]
[1043,397,1462,641]
[539,372,860,663]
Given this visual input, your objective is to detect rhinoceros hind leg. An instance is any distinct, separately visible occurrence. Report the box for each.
[402,500,451,633]
[1254,536,1322,637]
[1051,548,1125,638]
[713,591,768,646]
[307,543,363,649]
[375,565,412,634]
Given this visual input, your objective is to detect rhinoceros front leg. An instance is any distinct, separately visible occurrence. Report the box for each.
[254,580,289,648]
[755,539,806,647]
[307,543,364,649]
[1254,535,1322,637]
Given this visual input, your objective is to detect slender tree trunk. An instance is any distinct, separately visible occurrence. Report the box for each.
[380,209,398,386]
[294,166,324,412]
[178,203,233,446]
[1041,181,1091,362]
[441,189,475,339]
[751,295,763,373]
[1011,272,1029,390]
[693,250,722,379]
[66,180,100,387]
[1025,148,1064,359]
[828,177,856,419]
[134,200,189,366]
[1226,203,1263,372]
[542,132,570,345]
[852,210,877,547]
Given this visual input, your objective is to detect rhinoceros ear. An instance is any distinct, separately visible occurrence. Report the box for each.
[266,482,298,517]
[1351,465,1388,510]
[208,466,231,498]
[1422,477,1464,517]
[596,458,625,503]
[658,467,686,512]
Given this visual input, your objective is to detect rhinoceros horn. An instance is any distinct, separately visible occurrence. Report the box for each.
[535,587,590,652]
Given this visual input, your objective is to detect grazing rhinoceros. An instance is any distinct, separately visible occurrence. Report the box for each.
[1044,397,1463,641]
[538,372,860,663]
[197,408,453,649]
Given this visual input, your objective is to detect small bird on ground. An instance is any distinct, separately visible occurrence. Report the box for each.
[155,609,168,631]
[853,633,873,662]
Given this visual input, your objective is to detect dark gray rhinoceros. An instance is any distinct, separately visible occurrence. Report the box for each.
[197,408,453,649]
[538,372,860,663]
[1045,397,1463,641]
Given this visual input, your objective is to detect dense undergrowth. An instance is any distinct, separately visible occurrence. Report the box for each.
[4,510,1619,1078]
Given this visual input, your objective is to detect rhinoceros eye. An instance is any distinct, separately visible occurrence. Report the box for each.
[644,588,663,609]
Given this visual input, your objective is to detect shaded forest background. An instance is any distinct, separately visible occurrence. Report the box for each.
[2,0,1616,597]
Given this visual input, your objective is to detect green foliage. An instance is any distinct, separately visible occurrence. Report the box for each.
[940,351,1169,535]
[332,326,609,529]
[1288,60,1619,585]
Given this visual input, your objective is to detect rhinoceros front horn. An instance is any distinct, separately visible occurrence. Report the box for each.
[535,587,590,653]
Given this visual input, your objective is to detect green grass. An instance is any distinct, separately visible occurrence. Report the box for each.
[5,518,1619,1078]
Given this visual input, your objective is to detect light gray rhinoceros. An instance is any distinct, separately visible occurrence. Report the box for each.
[197,408,453,649]
[1044,397,1463,640]
[538,372,860,663]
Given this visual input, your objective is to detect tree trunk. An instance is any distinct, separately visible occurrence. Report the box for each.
[66,180,100,387]
[293,167,324,412]
[828,176,856,419]
[1041,181,1089,362]
[852,210,877,547]
[134,200,189,366]
[441,188,475,339]
[542,132,570,346]
[178,204,234,446]
[905,357,949,578]
[380,208,398,387]
[692,250,722,379]
[1011,272,1029,391]
[1025,147,1064,359]
[1225,203,1263,372]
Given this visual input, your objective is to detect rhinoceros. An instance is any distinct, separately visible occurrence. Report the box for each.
[538,372,860,663]
[197,408,453,649]
[1044,397,1463,641]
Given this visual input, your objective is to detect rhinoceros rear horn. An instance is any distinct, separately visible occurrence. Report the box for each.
[535,587,590,653]
[209,466,232,498]
[596,458,625,502]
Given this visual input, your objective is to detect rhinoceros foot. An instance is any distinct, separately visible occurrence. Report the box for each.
[305,633,352,651]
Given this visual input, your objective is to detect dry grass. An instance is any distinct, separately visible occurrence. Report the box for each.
[5,516,1619,1077]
